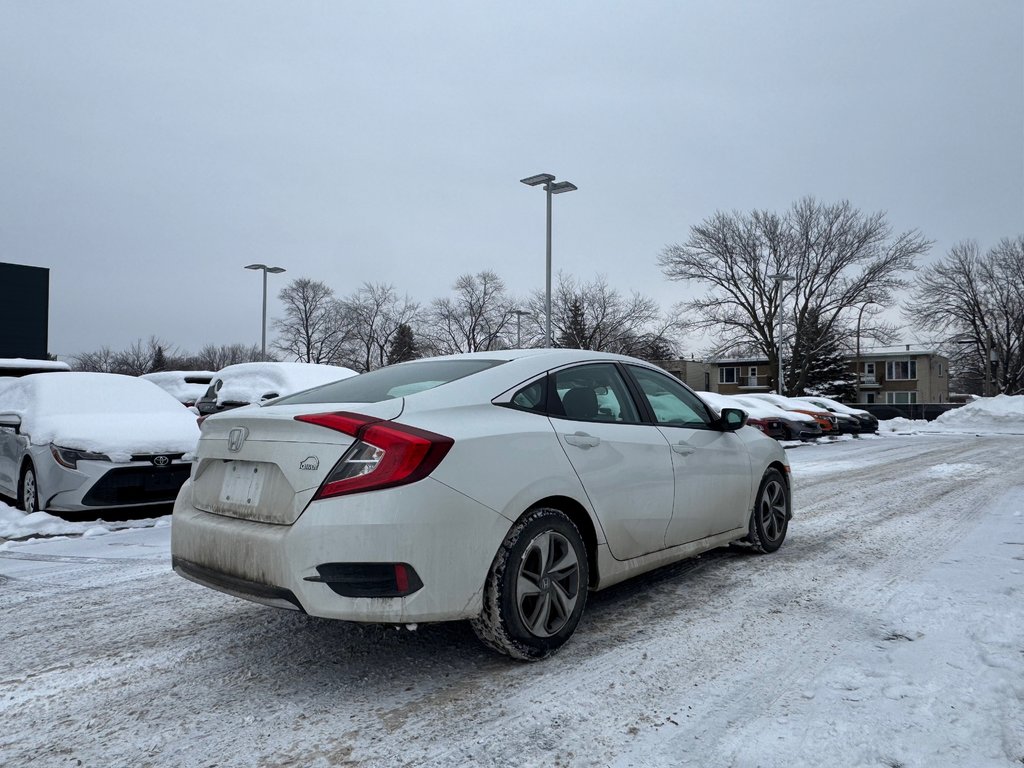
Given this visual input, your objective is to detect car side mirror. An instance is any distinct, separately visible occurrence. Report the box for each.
[0,412,22,433]
[717,408,747,432]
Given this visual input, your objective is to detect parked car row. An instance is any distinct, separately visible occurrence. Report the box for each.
[697,391,879,441]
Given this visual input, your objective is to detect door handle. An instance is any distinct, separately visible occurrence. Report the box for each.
[564,432,601,448]
[671,442,696,456]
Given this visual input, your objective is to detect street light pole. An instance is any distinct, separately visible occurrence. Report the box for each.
[245,263,286,360]
[854,300,877,404]
[513,309,530,349]
[520,173,577,347]
[768,273,795,395]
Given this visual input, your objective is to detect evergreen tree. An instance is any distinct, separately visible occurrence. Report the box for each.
[387,323,419,365]
[150,345,167,373]
[790,308,856,400]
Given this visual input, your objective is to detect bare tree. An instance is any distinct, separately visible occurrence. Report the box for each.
[191,343,266,371]
[904,236,1024,395]
[72,346,117,372]
[338,283,420,372]
[528,273,679,358]
[425,271,518,354]
[272,278,349,364]
[659,197,930,394]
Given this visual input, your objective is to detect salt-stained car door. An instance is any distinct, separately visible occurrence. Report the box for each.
[549,363,675,560]
[625,365,752,546]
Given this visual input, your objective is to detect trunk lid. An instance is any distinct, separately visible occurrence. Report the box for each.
[191,400,402,524]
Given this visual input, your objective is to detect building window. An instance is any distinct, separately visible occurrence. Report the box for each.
[719,367,737,384]
[886,360,917,380]
[938,363,944,377]
[865,362,875,376]
[886,391,918,404]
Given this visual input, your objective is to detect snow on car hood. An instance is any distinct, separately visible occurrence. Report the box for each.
[33,413,199,461]
[141,370,215,404]
[0,372,200,460]
[212,362,357,406]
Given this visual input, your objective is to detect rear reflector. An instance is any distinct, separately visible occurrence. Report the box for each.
[304,562,424,598]
[295,412,454,498]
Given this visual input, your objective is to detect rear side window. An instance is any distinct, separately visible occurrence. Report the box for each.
[270,359,505,405]
[551,363,640,423]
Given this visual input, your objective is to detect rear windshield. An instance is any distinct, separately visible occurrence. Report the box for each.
[269,359,505,406]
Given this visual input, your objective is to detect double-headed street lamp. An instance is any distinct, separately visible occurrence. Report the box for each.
[520,173,577,347]
[768,272,795,395]
[245,263,286,360]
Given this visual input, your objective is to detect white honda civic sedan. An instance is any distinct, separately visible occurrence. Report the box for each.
[172,349,791,659]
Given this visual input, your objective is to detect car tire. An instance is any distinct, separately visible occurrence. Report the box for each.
[746,468,789,554]
[471,507,589,661]
[18,463,41,513]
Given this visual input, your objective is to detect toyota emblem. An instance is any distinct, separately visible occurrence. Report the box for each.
[153,455,170,467]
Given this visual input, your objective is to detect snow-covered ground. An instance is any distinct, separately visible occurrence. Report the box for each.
[1,401,1023,767]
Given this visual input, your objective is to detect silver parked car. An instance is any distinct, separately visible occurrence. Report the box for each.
[0,373,200,513]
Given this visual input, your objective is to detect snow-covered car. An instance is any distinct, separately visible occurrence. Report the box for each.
[141,370,216,408]
[793,395,879,434]
[0,373,200,513]
[727,394,823,441]
[0,358,71,377]
[195,362,357,417]
[172,349,792,660]
[697,391,787,440]
[743,392,840,435]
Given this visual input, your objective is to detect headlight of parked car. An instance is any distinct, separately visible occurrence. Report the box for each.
[50,444,112,469]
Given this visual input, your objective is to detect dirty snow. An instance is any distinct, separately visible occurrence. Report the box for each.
[0,418,1022,766]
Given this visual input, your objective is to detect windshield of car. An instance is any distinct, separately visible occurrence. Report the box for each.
[269,359,505,405]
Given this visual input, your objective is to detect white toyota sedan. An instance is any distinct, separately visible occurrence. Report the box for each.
[172,349,791,659]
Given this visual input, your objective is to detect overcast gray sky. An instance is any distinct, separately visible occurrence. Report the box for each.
[2,1,1021,359]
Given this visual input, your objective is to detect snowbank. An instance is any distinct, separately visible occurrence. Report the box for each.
[879,395,1024,435]
[0,498,170,543]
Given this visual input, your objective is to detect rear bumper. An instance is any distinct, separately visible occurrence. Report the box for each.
[170,477,512,623]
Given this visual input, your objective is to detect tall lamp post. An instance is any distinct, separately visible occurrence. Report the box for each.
[245,263,286,360]
[854,299,878,404]
[768,273,794,395]
[520,173,577,347]
[512,309,530,349]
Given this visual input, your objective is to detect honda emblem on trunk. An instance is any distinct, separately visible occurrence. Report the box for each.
[228,427,249,453]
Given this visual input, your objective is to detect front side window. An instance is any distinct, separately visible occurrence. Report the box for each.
[886,360,917,380]
[719,367,737,384]
[627,365,714,429]
[552,364,639,423]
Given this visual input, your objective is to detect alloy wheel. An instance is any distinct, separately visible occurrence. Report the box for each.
[758,478,787,542]
[515,530,581,638]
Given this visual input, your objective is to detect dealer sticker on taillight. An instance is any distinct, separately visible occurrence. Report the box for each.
[219,461,265,507]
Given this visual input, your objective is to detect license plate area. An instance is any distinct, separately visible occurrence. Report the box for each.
[219,461,265,508]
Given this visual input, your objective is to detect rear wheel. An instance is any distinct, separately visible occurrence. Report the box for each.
[18,463,40,513]
[471,507,589,661]
[746,468,788,553]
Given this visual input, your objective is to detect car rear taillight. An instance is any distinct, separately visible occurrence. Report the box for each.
[295,412,454,499]
[746,418,767,433]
